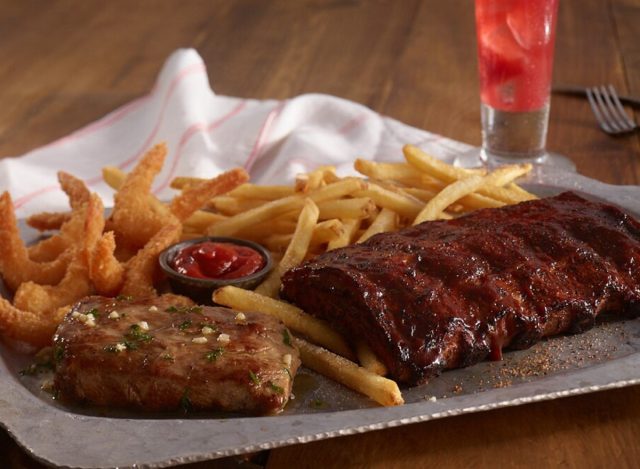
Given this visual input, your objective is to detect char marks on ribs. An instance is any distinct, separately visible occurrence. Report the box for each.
[54,296,300,415]
[281,192,640,385]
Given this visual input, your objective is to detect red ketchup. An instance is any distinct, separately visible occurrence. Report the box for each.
[171,242,265,280]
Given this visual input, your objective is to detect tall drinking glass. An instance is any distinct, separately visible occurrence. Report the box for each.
[460,0,575,170]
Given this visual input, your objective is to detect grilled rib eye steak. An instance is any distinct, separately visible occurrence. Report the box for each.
[281,192,640,385]
[53,296,300,415]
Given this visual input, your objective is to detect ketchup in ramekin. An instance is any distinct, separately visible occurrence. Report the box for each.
[159,237,272,304]
[170,241,266,280]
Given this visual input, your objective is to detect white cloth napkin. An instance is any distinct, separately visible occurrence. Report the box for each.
[0,48,474,218]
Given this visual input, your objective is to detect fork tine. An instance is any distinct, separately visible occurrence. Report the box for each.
[586,88,615,134]
[594,86,624,133]
[606,85,636,131]
[599,85,630,132]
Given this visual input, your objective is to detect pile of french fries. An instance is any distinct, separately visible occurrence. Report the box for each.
[0,142,535,408]
[167,144,534,407]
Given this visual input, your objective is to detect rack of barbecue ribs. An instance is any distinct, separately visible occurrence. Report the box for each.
[281,192,640,385]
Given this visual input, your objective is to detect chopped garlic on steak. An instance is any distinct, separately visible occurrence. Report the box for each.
[192,337,208,344]
[235,312,246,323]
[148,305,158,312]
[201,326,214,335]
[108,311,120,319]
[74,312,96,327]
[115,343,127,352]
[217,333,231,344]
[283,354,292,367]
[137,321,150,331]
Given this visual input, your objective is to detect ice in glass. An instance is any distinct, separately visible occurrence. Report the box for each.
[476,0,559,164]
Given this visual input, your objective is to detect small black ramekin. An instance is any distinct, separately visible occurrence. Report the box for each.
[158,236,273,305]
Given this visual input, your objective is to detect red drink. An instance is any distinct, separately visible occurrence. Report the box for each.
[476,0,558,112]
[456,0,574,169]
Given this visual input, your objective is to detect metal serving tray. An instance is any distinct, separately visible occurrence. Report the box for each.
[1,166,639,468]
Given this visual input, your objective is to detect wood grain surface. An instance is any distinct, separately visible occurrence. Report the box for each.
[0,1,638,468]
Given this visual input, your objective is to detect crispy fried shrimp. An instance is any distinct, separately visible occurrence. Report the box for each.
[26,211,72,231]
[89,231,125,296]
[12,195,104,315]
[169,168,249,221]
[27,174,95,261]
[0,192,72,291]
[0,297,68,347]
[120,223,182,298]
[58,171,91,210]
[82,194,106,265]
[108,143,178,249]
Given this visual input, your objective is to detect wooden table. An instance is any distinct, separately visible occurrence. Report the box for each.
[1,1,639,467]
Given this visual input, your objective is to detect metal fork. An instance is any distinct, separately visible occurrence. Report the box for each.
[585,85,638,135]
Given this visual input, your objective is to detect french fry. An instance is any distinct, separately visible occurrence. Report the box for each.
[404,145,535,204]
[317,197,376,220]
[308,178,367,202]
[474,164,535,204]
[293,337,403,406]
[102,166,127,190]
[281,178,366,213]
[403,144,485,181]
[355,340,388,376]
[310,219,344,244]
[207,196,306,237]
[357,208,398,243]
[229,184,294,200]
[208,196,268,215]
[182,211,227,234]
[327,218,362,250]
[212,286,354,360]
[256,199,319,297]
[180,230,205,241]
[296,166,337,193]
[354,183,424,220]
[354,159,421,182]
[294,174,309,193]
[265,219,343,252]
[507,182,537,200]
[413,175,486,224]
[458,193,505,210]
[403,187,439,203]
[234,218,299,244]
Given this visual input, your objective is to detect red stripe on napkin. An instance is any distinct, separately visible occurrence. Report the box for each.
[243,101,287,173]
[154,101,248,193]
